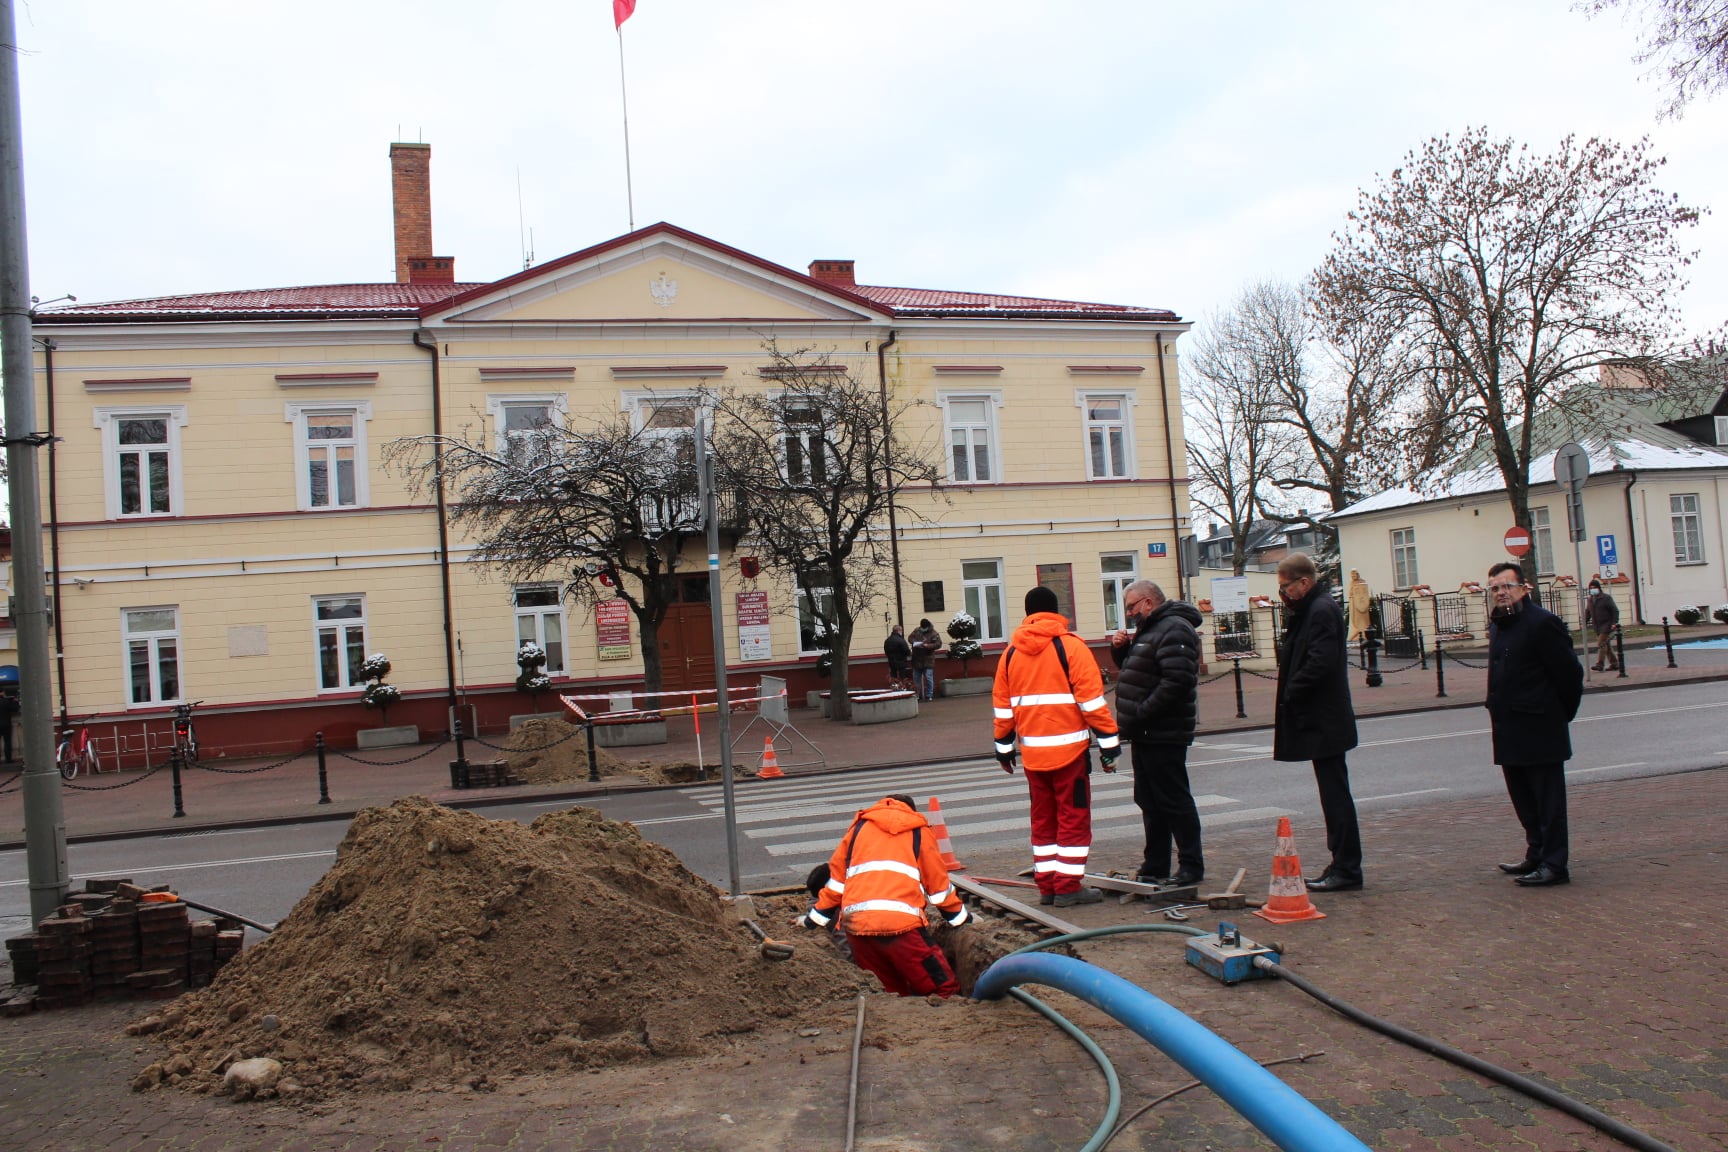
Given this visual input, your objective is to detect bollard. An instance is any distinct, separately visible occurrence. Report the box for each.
[1418,628,1428,671]
[1616,624,1628,679]
[451,718,472,789]
[1231,659,1246,719]
[1663,616,1677,668]
[169,744,186,819]
[315,731,331,804]
[1364,633,1383,688]
[586,722,601,782]
[1434,637,1447,698]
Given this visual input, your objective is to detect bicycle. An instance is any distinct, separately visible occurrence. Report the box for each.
[56,725,99,780]
[173,700,202,765]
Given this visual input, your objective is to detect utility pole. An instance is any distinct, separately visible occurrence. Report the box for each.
[1,0,71,920]
[694,415,741,897]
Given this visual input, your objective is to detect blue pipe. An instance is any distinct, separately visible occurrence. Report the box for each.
[973,953,1372,1152]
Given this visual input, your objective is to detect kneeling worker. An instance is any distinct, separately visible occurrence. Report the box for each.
[799,794,968,997]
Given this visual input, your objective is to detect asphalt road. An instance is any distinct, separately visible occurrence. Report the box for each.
[3,680,1723,939]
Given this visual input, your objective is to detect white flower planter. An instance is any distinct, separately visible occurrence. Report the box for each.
[940,676,993,698]
[355,725,419,750]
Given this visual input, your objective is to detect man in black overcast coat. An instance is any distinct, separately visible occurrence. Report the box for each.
[1486,561,1584,887]
[1110,580,1204,885]
[1272,552,1363,892]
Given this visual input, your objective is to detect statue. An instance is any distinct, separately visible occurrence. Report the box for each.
[1347,569,1373,643]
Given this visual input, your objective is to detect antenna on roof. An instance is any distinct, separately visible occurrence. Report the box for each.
[516,167,534,271]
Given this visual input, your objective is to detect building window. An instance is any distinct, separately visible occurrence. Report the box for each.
[95,405,188,519]
[940,393,999,483]
[514,586,566,675]
[962,559,1007,641]
[123,607,180,706]
[1530,506,1555,577]
[783,406,829,486]
[796,581,835,654]
[1715,415,1728,446]
[313,596,368,691]
[1078,393,1135,480]
[1100,553,1138,631]
[1390,528,1419,588]
[287,402,371,510]
[487,394,566,462]
[1671,493,1705,565]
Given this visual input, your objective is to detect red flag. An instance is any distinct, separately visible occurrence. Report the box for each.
[614,0,636,28]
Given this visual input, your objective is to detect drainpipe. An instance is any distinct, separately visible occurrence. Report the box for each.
[1621,470,1644,624]
[1154,332,1187,603]
[876,329,904,626]
[37,335,66,725]
[412,330,460,718]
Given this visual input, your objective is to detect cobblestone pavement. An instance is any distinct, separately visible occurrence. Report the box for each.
[3,766,1724,1150]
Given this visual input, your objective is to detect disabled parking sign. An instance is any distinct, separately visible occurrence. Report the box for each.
[1597,535,1617,566]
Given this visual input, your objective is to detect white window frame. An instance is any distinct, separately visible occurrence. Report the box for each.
[285,401,372,511]
[1671,493,1706,565]
[795,580,836,655]
[938,390,1002,484]
[514,585,567,676]
[961,558,1007,641]
[779,402,832,487]
[486,393,567,458]
[1390,527,1419,589]
[1074,389,1138,480]
[122,606,181,707]
[1100,553,1139,632]
[1715,415,1728,447]
[94,405,189,520]
[622,390,705,439]
[313,595,370,693]
[1530,506,1556,577]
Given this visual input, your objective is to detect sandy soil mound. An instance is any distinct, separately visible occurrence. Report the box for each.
[503,717,705,785]
[131,797,871,1098]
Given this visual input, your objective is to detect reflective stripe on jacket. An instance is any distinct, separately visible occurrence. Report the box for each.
[992,612,1120,772]
[806,797,964,936]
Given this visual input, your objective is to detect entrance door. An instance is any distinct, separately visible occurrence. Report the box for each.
[657,575,716,692]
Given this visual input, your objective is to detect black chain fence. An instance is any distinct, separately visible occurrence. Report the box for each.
[192,748,309,775]
[331,739,452,767]
[0,770,20,795]
[63,761,170,791]
[468,727,582,754]
[1443,651,1490,669]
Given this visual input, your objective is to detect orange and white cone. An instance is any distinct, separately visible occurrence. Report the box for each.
[1253,816,1325,924]
[927,796,965,871]
[757,737,784,779]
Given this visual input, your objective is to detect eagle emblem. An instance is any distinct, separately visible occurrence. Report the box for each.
[650,274,678,308]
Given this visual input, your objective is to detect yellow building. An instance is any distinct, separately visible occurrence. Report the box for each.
[32,145,1191,757]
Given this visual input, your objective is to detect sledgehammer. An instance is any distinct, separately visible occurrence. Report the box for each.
[1205,868,1249,911]
[743,919,795,961]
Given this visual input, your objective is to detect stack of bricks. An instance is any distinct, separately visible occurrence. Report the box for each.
[1,877,249,1012]
[462,758,521,788]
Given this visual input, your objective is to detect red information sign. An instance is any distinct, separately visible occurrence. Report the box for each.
[595,598,632,660]
[736,590,770,626]
[1503,527,1532,557]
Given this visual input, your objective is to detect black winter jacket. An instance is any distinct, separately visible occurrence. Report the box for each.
[1487,600,1583,766]
[1273,585,1359,762]
[1110,600,1203,745]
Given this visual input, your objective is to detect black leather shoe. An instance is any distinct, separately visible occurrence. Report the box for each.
[1514,865,1570,887]
[1053,888,1104,907]
[1498,860,1539,875]
[1169,872,1204,888]
[1306,873,1363,892]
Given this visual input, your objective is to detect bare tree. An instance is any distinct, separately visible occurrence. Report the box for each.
[386,413,705,693]
[710,344,943,720]
[1185,293,1305,575]
[1584,0,1728,117]
[1314,128,1704,533]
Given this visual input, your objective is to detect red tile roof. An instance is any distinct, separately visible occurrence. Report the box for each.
[851,284,1174,320]
[39,283,480,322]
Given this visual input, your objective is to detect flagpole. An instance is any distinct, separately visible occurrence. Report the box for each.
[617,27,635,232]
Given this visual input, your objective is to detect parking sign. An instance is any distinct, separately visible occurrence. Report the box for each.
[1597,535,1617,567]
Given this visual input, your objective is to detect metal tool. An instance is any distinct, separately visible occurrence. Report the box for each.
[1205,867,1250,911]
[1161,902,1210,922]
[742,919,795,961]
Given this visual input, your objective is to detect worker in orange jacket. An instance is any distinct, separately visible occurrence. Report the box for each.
[799,794,969,997]
[993,586,1122,907]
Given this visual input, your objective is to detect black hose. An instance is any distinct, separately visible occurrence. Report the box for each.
[172,896,274,935]
[1256,957,1680,1152]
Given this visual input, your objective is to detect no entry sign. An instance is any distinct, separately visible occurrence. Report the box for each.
[1503,527,1532,557]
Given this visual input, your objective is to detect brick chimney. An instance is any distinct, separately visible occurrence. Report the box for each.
[390,142,455,284]
[808,259,856,288]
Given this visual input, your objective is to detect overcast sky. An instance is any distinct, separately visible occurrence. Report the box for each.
[16,1,1728,338]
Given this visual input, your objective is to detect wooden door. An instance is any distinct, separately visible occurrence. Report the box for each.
[658,601,716,692]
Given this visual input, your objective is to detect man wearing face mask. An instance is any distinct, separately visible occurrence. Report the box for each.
[1272,553,1363,892]
[1109,580,1205,886]
[1486,561,1584,887]
[1586,578,1620,672]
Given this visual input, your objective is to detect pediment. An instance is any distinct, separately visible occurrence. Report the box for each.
[425,224,888,325]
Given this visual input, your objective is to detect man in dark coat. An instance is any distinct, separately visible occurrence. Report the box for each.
[1586,578,1620,672]
[1109,580,1205,886]
[1486,561,1584,887]
[1272,553,1363,892]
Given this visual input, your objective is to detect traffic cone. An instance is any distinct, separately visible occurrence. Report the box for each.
[927,796,965,871]
[756,737,784,779]
[1252,816,1325,924]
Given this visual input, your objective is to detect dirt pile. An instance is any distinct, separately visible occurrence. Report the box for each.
[131,797,871,1098]
[502,717,705,785]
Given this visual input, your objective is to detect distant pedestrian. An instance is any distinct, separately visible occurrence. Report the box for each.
[884,624,913,691]
[799,794,967,996]
[908,618,942,701]
[0,687,16,762]
[1272,553,1363,892]
[1486,561,1583,887]
[1109,580,1205,886]
[993,586,1121,907]
[1587,578,1620,672]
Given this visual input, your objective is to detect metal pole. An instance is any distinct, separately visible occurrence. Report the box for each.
[315,731,331,804]
[169,744,186,819]
[452,716,469,779]
[1231,659,1246,719]
[2,0,70,921]
[696,415,742,897]
[1364,633,1383,688]
[1418,628,1427,671]
[586,721,599,783]
[1434,637,1447,698]
[1616,624,1627,679]
[1662,616,1676,668]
